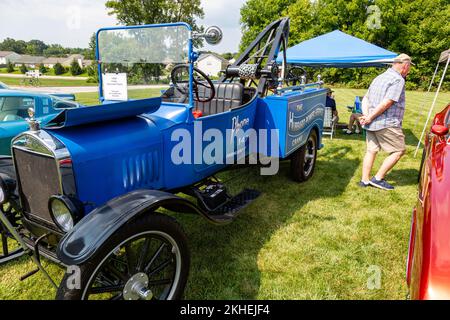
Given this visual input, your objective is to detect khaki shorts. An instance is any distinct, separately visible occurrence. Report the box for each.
[366,127,406,154]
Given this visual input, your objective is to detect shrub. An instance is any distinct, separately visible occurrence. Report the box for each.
[19,64,28,74]
[86,64,98,83]
[53,62,65,75]
[6,61,15,73]
[70,59,83,76]
[39,64,47,74]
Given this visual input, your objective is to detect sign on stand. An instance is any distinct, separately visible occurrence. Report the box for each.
[103,73,128,101]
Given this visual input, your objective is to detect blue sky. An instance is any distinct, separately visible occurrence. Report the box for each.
[0,0,246,53]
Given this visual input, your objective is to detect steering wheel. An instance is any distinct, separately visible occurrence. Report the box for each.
[287,66,308,86]
[171,64,216,103]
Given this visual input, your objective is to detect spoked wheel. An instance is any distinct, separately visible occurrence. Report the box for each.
[290,130,318,182]
[0,204,25,265]
[56,213,190,300]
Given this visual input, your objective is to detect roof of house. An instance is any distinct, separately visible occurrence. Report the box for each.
[13,55,46,64]
[198,53,228,63]
[42,57,67,64]
[0,51,18,58]
[42,54,85,65]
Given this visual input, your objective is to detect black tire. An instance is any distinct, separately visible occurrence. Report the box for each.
[0,203,25,265]
[290,130,318,182]
[56,213,190,300]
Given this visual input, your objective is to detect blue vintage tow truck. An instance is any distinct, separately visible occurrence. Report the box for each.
[0,18,326,300]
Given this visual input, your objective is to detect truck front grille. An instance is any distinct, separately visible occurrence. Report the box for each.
[13,148,61,225]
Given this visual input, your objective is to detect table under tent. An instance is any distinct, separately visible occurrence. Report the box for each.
[277,30,397,139]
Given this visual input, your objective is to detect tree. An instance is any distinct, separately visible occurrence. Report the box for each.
[221,52,235,60]
[0,38,27,54]
[106,0,204,26]
[85,33,97,61]
[239,0,450,90]
[19,64,28,74]
[70,59,83,76]
[39,64,48,74]
[53,63,66,75]
[239,0,297,51]
[44,44,68,57]
[26,40,48,55]
[6,61,14,73]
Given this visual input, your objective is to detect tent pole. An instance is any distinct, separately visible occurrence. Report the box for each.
[414,62,440,128]
[414,56,450,157]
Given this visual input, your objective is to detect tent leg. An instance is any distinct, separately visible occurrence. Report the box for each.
[414,57,450,157]
[413,62,440,128]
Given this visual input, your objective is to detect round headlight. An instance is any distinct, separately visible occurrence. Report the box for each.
[49,197,75,232]
[0,173,15,205]
[0,185,5,204]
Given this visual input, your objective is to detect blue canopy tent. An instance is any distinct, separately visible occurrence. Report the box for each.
[277,30,397,67]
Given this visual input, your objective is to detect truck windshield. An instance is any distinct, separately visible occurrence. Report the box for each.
[97,24,191,102]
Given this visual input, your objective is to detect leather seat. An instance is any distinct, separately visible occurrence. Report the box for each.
[162,82,245,116]
[195,83,244,116]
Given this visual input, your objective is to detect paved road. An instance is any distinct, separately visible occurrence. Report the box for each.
[9,85,168,94]
[0,73,88,80]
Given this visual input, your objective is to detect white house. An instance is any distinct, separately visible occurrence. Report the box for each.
[0,51,21,65]
[196,53,229,77]
[43,54,84,69]
[13,55,46,69]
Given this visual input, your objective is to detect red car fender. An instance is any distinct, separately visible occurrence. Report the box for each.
[409,104,450,300]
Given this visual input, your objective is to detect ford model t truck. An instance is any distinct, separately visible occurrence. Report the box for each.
[0,18,326,300]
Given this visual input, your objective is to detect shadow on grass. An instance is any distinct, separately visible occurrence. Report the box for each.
[388,168,420,186]
[403,129,420,147]
[176,145,360,299]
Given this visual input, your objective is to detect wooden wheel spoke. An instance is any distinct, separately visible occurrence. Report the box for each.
[144,243,166,273]
[124,243,135,276]
[148,278,172,287]
[89,284,125,295]
[136,238,151,272]
[1,233,8,256]
[104,264,128,283]
[148,258,173,277]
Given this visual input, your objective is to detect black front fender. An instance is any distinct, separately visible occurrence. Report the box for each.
[57,189,202,265]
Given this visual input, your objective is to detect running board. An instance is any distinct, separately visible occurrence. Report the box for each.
[205,189,261,224]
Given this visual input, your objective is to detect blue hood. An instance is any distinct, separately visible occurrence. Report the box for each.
[45,97,161,129]
[45,98,164,213]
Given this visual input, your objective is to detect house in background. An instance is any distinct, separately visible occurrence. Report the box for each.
[196,53,229,77]
[13,55,45,69]
[43,54,84,69]
[0,51,21,65]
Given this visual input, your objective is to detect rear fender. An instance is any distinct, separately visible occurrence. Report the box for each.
[57,189,205,265]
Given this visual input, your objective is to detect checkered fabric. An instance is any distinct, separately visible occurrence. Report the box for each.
[364,68,406,131]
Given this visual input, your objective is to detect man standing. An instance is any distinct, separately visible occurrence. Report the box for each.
[359,54,413,190]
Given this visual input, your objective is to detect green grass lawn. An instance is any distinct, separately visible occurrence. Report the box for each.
[0,88,449,300]
[0,76,95,87]
[0,68,88,78]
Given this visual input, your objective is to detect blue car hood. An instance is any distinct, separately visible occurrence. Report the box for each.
[45,97,161,129]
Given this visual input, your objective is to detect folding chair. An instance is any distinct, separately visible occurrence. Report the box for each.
[322,106,336,139]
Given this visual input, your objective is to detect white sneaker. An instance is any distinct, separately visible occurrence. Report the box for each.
[342,129,352,134]
[355,129,361,134]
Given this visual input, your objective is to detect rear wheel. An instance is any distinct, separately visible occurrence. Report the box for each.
[56,213,190,300]
[290,130,318,182]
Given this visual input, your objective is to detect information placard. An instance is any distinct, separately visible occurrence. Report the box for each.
[103,73,128,101]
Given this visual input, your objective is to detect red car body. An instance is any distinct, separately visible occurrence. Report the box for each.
[407,103,450,300]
